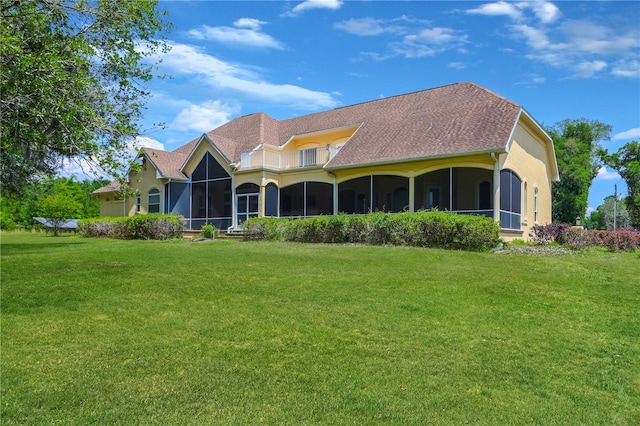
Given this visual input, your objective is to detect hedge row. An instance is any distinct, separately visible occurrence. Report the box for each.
[529,223,640,251]
[78,214,184,240]
[243,211,501,252]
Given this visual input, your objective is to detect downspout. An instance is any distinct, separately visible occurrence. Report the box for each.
[491,152,500,224]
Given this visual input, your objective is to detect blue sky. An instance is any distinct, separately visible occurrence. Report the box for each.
[129,0,639,214]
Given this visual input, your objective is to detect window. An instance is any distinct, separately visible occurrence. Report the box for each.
[265,183,278,217]
[523,181,528,221]
[148,188,160,213]
[136,195,141,213]
[534,186,539,223]
[499,169,522,230]
[189,152,232,230]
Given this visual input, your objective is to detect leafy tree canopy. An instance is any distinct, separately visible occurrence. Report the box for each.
[586,195,630,231]
[547,119,612,224]
[603,141,640,230]
[0,0,171,194]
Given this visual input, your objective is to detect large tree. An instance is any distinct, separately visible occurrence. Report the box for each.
[0,0,171,194]
[603,141,640,230]
[546,119,612,224]
[586,195,630,231]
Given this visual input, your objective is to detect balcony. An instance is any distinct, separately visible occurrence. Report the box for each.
[239,146,340,171]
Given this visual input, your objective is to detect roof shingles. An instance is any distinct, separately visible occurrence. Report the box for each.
[95,82,525,193]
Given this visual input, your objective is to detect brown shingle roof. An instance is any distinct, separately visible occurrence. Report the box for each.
[92,180,121,194]
[143,147,189,180]
[94,81,529,195]
[196,82,522,167]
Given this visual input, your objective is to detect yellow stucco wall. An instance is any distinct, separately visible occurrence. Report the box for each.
[501,120,555,240]
[97,194,126,217]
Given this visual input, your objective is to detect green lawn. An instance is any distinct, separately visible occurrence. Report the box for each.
[1,233,639,425]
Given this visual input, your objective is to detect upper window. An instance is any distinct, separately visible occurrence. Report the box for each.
[148,188,160,213]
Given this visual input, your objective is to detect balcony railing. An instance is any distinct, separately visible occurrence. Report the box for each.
[239,146,340,171]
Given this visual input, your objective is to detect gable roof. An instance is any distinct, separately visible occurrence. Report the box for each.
[95,81,553,193]
[200,82,526,168]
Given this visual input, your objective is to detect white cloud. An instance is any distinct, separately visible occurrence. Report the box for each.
[613,127,640,141]
[448,62,466,70]
[171,101,241,133]
[234,18,265,31]
[529,1,562,24]
[335,18,393,36]
[467,3,637,79]
[187,19,284,50]
[467,1,524,21]
[595,166,621,181]
[336,16,467,60]
[467,1,560,23]
[133,136,165,151]
[560,21,640,55]
[612,60,640,79]
[58,136,166,180]
[573,60,608,78]
[152,43,339,110]
[285,0,342,17]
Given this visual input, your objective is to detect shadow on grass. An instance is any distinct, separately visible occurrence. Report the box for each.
[1,238,87,256]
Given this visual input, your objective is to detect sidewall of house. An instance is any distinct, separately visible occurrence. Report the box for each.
[128,161,165,215]
[502,121,554,240]
[97,194,126,217]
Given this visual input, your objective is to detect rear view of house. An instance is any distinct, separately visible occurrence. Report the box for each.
[94,82,559,241]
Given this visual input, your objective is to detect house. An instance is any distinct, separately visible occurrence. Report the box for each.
[94,82,559,241]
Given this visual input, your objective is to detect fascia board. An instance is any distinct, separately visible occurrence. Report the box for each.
[323,148,506,172]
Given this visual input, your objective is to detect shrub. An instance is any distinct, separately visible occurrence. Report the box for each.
[592,229,640,251]
[530,223,639,251]
[78,214,184,240]
[200,224,219,239]
[242,212,501,252]
[243,217,287,241]
[529,223,572,244]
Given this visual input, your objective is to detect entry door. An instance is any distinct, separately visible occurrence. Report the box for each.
[236,193,259,226]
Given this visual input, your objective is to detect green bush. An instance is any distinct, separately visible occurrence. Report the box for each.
[243,212,501,251]
[78,214,184,240]
[200,224,219,239]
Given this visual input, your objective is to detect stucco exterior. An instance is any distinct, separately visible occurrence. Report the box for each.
[94,82,559,241]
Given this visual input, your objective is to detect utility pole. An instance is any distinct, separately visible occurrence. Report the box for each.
[614,184,617,231]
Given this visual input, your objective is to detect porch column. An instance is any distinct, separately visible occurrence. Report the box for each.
[449,168,453,211]
[408,176,415,212]
[332,174,338,215]
[493,154,500,223]
[260,172,266,217]
[231,173,237,229]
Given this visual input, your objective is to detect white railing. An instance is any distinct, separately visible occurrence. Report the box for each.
[239,146,339,171]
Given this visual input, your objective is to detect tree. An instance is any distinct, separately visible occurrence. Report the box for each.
[603,141,640,230]
[546,119,612,224]
[36,194,83,236]
[586,195,630,230]
[0,0,171,194]
[0,177,107,229]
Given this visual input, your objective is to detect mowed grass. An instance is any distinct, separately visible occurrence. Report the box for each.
[1,233,639,425]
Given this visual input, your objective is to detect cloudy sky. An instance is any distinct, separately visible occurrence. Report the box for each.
[126,0,639,213]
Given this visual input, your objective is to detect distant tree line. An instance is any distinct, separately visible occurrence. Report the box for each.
[0,177,107,230]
